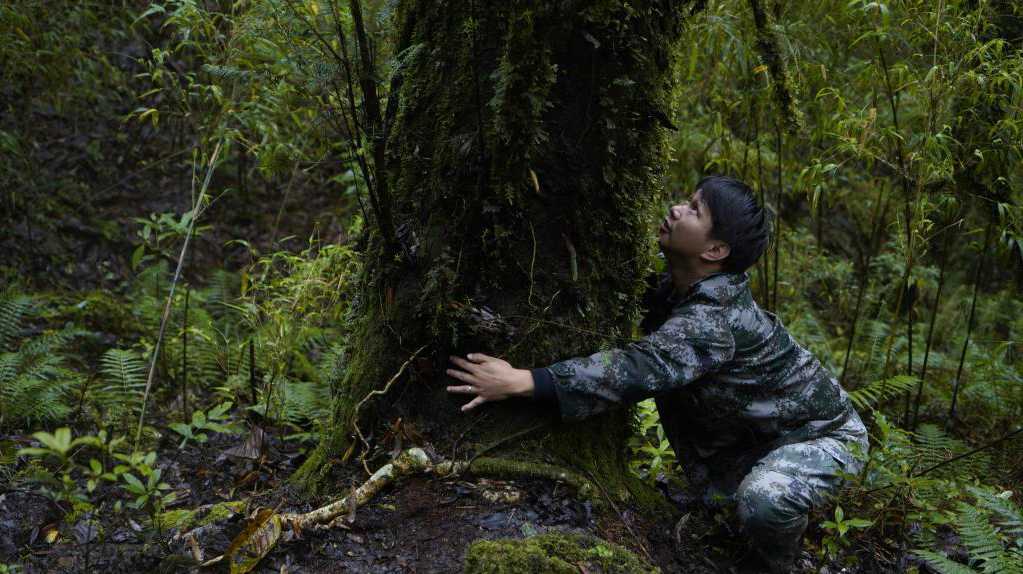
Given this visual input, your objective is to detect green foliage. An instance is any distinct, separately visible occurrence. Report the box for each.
[0,293,85,429]
[628,399,678,484]
[168,401,236,448]
[849,375,918,411]
[95,349,147,416]
[16,427,137,520]
[821,505,873,558]
[914,490,1023,574]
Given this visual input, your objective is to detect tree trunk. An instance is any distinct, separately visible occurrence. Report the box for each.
[291,0,693,506]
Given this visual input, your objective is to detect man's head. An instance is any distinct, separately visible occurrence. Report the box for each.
[657,175,770,273]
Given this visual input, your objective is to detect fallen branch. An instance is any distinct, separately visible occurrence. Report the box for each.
[187,447,595,573]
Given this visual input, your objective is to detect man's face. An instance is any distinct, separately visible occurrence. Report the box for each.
[657,189,716,259]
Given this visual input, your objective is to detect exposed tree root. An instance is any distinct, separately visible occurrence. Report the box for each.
[177,448,596,573]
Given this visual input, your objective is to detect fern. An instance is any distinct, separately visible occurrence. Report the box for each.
[849,375,918,410]
[914,424,990,479]
[915,549,983,574]
[0,292,31,351]
[317,342,347,393]
[914,494,1023,574]
[969,487,1023,541]
[958,503,1012,569]
[0,298,84,428]
[95,348,146,415]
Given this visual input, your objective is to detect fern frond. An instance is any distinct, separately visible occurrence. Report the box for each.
[20,325,87,357]
[96,348,146,414]
[850,375,918,410]
[958,503,1009,569]
[913,549,980,574]
[969,487,1023,540]
[200,269,239,322]
[0,293,31,351]
[317,342,346,392]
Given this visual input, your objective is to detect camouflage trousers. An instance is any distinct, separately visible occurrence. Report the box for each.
[679,413,868,573]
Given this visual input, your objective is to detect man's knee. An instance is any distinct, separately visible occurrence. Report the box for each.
[736,468,810,535]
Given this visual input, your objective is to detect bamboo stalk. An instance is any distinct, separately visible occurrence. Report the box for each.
[249,338,257,406]
[947,219,994,429]
[134,141,222,451]
[181,286,190,421]
[772,121,782,311]
[839,183,887,385]
[911,224,952,431]
[754,102,771,308]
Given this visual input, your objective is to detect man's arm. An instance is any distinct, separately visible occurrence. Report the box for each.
[533,303,734,420]
[447,302,734,418]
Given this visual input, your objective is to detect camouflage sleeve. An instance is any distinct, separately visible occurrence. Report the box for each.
[540,302,735,421]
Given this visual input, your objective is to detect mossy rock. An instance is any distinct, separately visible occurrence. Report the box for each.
[463,532,659,574]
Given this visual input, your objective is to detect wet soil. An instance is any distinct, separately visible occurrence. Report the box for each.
[1,419,735,574]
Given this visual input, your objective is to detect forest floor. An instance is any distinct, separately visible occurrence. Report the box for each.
[3,412,879,573]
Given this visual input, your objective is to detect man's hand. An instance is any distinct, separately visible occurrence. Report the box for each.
[446,353,534,412]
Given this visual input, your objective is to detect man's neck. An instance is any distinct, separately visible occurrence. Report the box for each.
[667,258,723,294]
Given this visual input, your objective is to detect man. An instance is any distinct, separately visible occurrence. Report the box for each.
[446,175,868,573]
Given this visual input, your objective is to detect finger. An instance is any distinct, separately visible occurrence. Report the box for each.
[446,385,477,395]
[461,396,486,412]
[467,353,496,364]
[449,355,481,373]
[445,368,478,384]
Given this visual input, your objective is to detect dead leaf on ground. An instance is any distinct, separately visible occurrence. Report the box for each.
[220,425,267,462]
[222,507,283,574]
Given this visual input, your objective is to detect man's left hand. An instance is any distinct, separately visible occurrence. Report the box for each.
[446,353,534,412]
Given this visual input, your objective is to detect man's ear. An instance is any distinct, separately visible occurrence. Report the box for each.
[701,241,730,263]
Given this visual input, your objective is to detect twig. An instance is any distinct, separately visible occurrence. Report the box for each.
[863,426,1023,495]
[352,345,427,474]
[134,141,222,450]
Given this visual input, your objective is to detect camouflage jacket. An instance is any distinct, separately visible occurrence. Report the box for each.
[532,271,862,460]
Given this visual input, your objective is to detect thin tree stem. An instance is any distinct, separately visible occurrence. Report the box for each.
[134,141,222,451]
[772,120,782,310]
[181,286,190,421]
[840,184,887,385]
[911,224,951,431]
[947,219,994,429]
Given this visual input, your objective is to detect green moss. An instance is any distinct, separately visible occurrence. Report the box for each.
[463,532,659,574]
[749,0,803,134]
[292,0,693,508]
[467,457,596,500]
[155,500,246,531]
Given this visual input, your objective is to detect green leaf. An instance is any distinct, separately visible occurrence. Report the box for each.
[16,447,52,458]
[34,428,73,455]
[122,473,146,494]
[131,245,146,270]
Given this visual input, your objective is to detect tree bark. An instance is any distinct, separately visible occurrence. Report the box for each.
[291,0,693,506]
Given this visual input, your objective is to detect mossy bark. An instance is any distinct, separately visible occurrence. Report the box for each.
[292,0,695,507]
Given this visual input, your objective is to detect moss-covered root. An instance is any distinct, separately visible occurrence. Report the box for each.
[159,500,247,533]
[464,532,660,574]
[456,457,597,501]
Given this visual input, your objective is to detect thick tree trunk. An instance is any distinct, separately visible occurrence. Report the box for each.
[292,0,692,504]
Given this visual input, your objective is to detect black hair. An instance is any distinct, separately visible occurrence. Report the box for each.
[696,175,770,273]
